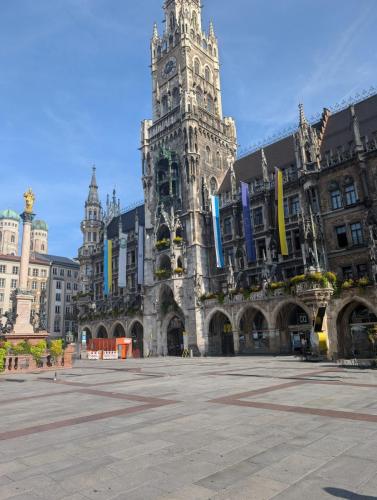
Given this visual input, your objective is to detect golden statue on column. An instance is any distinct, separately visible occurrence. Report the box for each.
[24,188,35,214]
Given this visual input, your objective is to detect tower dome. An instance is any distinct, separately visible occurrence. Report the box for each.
[0,209,20,255]
[32,220,49,232]
[31,219,48,254]
[0,209,21,222]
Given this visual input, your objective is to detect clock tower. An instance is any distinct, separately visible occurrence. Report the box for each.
[141,0,237,356]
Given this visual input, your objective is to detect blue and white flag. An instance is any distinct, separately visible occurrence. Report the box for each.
[211,195,225,268]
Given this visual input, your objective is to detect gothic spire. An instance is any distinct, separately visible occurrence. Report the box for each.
[152,22,159,40]
[87,166,99,205]
[299,103,308,128]
[209,20,215,37]
[261,148,269,184]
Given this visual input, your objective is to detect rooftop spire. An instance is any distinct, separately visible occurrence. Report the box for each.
[209,20,215,37]
[87,166,99,204]
[261,148,269,184]
[299,103,308,128]
[152,22,159,39]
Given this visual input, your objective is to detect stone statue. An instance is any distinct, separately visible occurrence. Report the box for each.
[24,188,35,214]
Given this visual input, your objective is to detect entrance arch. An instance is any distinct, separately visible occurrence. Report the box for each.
[113,322,126,338]
[337,301,377,359]
[81,327,92,341]
[167,316,185,356]
[130,321,144,358]
[96,325,108,339]
[238,307,269,354]
[275,302,311,354]
[208,310,234,356]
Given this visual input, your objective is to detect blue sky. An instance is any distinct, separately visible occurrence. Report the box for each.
[1,0,376,258]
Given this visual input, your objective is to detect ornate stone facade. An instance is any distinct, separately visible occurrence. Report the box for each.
[77,0,377,360]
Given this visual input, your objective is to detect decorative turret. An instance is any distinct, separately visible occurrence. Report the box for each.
[294,103,321,173]
[79,167,103,293]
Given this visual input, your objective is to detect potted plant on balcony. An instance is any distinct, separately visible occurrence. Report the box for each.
[156,238,170,251]
[173,236,183,246]
[173,267,184,276]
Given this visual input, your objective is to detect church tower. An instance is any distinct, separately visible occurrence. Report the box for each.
[141,0,237,355]
[79,167,103,293]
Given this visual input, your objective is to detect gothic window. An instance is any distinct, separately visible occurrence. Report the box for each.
[336,225,348,248]
[210,177,218,195]
[208,44,212,55]
[172,87,180,107]
[290,195,300,215]
[207,95,214,113]
[224,217,232,236]
[345,180,358,206]
[329,182,342,210]
[194,58,200,75]
[162,40,168,51]
[206,146,212,164]
[253,207,264,227]
[197,34,201,45]
[170,12,175,30]
[304,142,312,163]
[351,222,364,246]
[11,235,15,243]
[196,87,203,107]
[213,47,217,57]
[162,95,169,115]
[192,12,198,30]
[205,66,211,82]
[157,46,162,58]
[41,244,45,251]
[190,29,195,39]
[202,39,207,50]
[216,151,221,169]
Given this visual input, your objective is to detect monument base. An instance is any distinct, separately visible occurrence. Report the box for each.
[13,292,34,335]
[5,331,49,346]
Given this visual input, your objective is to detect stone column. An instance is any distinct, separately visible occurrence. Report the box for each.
[13,211,35,336]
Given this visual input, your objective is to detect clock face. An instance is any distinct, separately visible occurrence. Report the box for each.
[162,57,177,78]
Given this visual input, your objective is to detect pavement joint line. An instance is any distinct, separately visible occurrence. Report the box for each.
[214,399,377,423]
[0,397,178,441]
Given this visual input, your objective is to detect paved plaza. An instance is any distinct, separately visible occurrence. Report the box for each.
[1,357,377,500]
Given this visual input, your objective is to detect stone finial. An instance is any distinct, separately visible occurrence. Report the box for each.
[299,103,308,128]
[261,148,269,184]
[153,22,159,39]
[209,20,215,37]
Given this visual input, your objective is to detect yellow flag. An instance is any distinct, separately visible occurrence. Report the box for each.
[275,168,288,256]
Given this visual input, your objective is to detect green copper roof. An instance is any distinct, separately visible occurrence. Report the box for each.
[0,209,21,222]
[32,219,48,231]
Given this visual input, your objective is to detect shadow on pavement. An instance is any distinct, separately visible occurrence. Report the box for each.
[324,487,377,499]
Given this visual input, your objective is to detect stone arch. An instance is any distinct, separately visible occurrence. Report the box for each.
[161,311,185,357]
[272,300,312,354]
[336,298,377,359]
[111,321,127,338]
[237,305,271,355]
[206,308,235,356]
[81,326,92,341]
[129,319,144,358]
[96,324,108,339]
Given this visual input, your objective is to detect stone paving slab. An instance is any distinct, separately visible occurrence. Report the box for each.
[2,356,377,499]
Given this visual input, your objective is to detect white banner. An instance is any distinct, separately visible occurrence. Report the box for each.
[118,233,128,288]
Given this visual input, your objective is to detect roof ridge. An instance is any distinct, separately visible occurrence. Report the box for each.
[237,86,377,160]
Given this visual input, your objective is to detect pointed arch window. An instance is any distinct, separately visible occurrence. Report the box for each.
[196,87,203,107]
[194,58,200,75]
[210,177,218,195]
[172,87,180,107]
[202,39,207,50]
[207,95,214,113]
[206,146,212,164]
[204,66,211,83]
[192,12,198,30]
[344,177,358,206]
[162,95,169,115]
[170,12,175,31]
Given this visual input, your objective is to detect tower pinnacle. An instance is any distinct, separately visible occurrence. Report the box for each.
[88,166,99,204]
[299,103,308,128]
